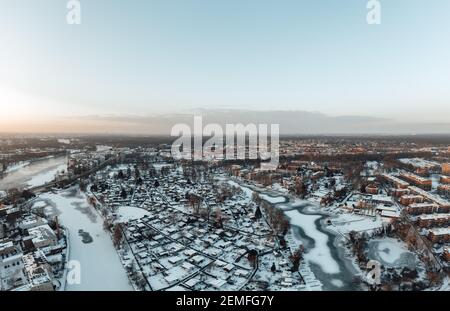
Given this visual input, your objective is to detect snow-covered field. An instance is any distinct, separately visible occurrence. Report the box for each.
[117,206,151,222]
[330,213,383,235]
[38,189,133,291]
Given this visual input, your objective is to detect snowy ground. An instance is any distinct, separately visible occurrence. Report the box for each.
[329,213,383,235]
[37,188,133,291]
[117,206,151,222]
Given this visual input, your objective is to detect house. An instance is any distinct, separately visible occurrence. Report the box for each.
[408,186,450,212]
[381,210,400,219]
[437,185,450,199]
[442,163,450,175]
[181,262,195,272]
[400,195,424,206]
[22,252,54,291]
[19,215,48,230]
[405,203,439,215]
[183,249,197,257]
[382,174,409,189]
[365,184,379,195]
[205,278,227,289]
[281,277,294,287]
[6,207,21,223]
[0,220,5,239]
[164,274,179,285]
[443,246,450,262]
[168,256,183,265]
[234,269,249,277]
[0,241,25,291]
[440,175,450,184]
[190,255,204,265]
[392,188,410,197]
[399,172,432,191]
[428,228,450,243]
[370,195,392,205]
[27,225,57,249]
[416,214,450,228]
[184,277,200,288]
[223,263,234,272]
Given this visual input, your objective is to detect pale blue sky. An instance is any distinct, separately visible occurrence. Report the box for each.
[1,0,450,127]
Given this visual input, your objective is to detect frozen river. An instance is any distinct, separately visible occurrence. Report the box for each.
[37,187,133,291]
[0,156,67,191]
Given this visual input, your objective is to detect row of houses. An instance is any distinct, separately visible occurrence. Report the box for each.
[428,228,450,243]
[0,204,64,291]
[382,171,450,264]
[399,172,432,191]
[416,213,450,228]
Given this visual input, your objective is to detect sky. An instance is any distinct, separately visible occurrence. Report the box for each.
[0,0,450,134]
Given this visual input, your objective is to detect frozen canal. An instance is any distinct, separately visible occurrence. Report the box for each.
[0,156,67,191]
[38,187,133,291]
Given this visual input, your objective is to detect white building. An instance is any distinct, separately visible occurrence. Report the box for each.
[0,241,25,290]
[28,225,57,249]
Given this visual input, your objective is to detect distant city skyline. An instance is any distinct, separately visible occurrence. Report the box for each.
[1,0,450,133]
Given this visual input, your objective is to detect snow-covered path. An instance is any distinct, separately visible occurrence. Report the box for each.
[40,188,133,291]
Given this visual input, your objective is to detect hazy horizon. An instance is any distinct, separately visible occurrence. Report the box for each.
[1,109,450,136]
